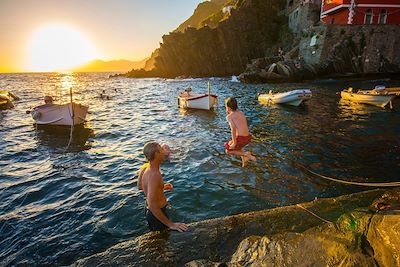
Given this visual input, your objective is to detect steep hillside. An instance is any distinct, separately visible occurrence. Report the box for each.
[143,0,238,71]
[127,0,288,78]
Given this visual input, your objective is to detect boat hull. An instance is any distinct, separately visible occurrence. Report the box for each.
[340,91,394,108]
[178,94,218,110]
[258,89,312,106]
[31,103,88,126]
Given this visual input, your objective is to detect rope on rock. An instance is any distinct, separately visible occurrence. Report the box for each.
[296,204,333,224]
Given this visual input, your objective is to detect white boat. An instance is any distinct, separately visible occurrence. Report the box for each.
[258,89,312,106]
[230,76,240,83]
[178,82,218,110]
[340,87,395,108]
[31,102,88,126]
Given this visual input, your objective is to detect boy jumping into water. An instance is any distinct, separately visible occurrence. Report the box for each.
[138,142,188,232]
[225,97,256,167]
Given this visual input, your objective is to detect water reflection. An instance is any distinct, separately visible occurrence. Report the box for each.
[35,124,94,152]
[60,73,75,90]
[338,99,381,121]
[258,100,310,115]
[178,108,218,119]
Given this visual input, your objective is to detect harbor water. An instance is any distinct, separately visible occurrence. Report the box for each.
[1,73,399,265]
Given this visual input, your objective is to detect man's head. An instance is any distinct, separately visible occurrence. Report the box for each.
[143,141,167,162]
[225,97,238,114]
[161,144,171,156]
[44,96,54,104]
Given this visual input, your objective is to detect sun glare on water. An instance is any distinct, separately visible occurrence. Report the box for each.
[27,24,97,72]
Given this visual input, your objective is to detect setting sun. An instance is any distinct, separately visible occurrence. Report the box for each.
[26,24,96,72]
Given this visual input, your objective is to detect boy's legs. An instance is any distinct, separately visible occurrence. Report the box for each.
[226,149,249,167]
[245,151,256,162]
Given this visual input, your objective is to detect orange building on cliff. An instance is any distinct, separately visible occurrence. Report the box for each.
[321,0,400,24]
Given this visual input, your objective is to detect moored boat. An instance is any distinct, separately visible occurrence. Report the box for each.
[178,82,218,110]
[30,89,88,126]
[339,87,395,108]
[258,89,312,106]
[31,102,89,126]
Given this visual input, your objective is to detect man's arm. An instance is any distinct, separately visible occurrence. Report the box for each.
[137,163,148,190]
[147,173,188,232]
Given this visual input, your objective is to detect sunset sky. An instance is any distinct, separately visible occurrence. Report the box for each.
[0,0,203,72]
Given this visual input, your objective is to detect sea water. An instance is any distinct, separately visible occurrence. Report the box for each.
[1,73,399,265]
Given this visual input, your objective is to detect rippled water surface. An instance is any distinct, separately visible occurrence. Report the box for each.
[1,73,400,265]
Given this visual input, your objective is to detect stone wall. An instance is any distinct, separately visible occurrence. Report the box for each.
[300,24,400,74]
[299,25,326,65]
[287,1,322,37]
[322,24,400,73]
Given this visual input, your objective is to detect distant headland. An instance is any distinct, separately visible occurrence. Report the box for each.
[70,58,147,73]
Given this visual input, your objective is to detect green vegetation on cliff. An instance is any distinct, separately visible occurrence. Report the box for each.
[175,0,229,33]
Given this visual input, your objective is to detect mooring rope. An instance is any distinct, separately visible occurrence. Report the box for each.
[302,165,400,187]
[64,88,75,153]
[296,204,332,224]
[258,142,400,188]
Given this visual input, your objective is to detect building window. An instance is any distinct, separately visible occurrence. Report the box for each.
[331,18,335,24]
[379,9,387,24]
[364,9,373,24]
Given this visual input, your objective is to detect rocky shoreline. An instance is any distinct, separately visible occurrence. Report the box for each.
[238,24,400,84]
[73,188,400,266]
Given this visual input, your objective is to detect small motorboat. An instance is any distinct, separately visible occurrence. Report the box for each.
[339,86,395,108]
[0,91,19,110]
[30,89,88,126]
[258,89,312,106]
[178,82,218,110]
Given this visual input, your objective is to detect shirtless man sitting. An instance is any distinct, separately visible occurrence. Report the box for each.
[138,142,188,232]
[224,97,256,167]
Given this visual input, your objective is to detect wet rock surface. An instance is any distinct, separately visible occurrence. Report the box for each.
[73,189,400,266]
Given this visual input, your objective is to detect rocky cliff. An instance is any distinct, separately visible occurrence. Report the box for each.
[73,188,400,266]
[239,25,400,83]
[126,0,289,78]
